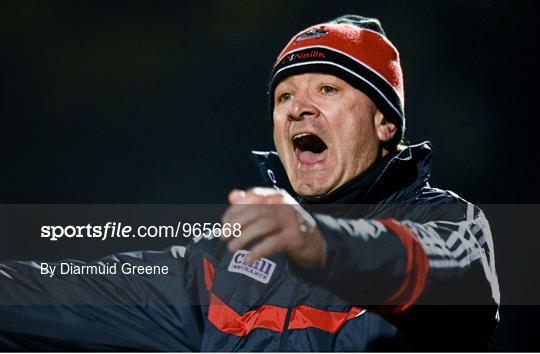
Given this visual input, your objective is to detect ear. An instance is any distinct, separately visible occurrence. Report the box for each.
[374,110,397,143]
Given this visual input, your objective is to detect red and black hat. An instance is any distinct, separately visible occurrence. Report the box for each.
[269,15,405,144]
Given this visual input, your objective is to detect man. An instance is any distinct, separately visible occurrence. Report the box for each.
[0,15,499,351]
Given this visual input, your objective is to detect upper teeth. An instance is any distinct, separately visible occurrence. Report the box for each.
[293,133,312,140]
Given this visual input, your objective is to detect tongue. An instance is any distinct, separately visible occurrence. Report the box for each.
[297,149,326,164]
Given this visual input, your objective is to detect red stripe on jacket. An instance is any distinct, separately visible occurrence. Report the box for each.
[202,257,365,336]
[379,219,429,313]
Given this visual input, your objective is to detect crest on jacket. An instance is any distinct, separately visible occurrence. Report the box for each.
[227,250,276,284]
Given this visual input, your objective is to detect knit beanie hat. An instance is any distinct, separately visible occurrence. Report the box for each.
[269,15,405,145]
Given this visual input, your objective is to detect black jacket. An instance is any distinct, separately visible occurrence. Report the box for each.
[0,142,500,351]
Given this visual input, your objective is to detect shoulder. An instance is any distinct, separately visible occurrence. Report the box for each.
[416,186,467,205]
[412,186,487,224]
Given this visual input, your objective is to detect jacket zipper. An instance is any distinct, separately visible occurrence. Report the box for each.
[278,279,302,351]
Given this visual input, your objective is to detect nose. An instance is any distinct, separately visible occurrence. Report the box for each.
[287,94,318,122]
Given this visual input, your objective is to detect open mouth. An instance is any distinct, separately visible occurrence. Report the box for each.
[292,133,328,165]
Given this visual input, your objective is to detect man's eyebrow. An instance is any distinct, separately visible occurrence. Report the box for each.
[275,85,293,93]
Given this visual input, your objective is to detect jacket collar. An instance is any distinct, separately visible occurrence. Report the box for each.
[251,141,432,205]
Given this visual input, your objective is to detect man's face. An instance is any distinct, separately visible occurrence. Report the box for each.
[273,73,383,197]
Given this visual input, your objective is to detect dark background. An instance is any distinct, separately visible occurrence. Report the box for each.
[1,0,539,351]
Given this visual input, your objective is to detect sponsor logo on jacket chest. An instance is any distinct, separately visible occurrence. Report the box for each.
[227,250,276,284]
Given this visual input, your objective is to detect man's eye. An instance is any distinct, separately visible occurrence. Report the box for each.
[321,85,337,94]
[278,92,292,103]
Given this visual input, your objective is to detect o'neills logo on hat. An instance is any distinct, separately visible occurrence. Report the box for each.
[227,250,276,284]
[281,50,326,65]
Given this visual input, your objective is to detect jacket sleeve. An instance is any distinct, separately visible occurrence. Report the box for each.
[289,194,500,336]
[0,245,204,351]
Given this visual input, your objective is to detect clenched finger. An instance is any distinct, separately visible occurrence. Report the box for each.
[228,216,281,252]
[228,188,282,205]
[244,234,284,264]
[222,203,264,229]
